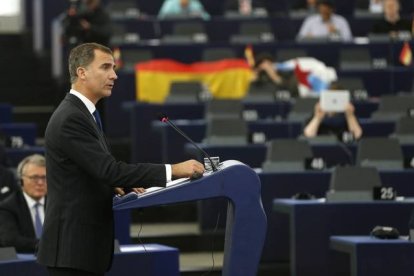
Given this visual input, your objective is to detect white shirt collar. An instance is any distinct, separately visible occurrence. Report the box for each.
[70,89,96,114]
[22,191,45,208]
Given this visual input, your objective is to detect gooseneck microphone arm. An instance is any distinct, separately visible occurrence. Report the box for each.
[158,114,218,172]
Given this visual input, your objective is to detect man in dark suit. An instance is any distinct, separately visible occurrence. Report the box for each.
[0,141,16,201]
[0,165,17,201]
[37,43,204,276]
[0,154,47,253]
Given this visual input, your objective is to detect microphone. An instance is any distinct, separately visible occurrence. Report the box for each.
[157,113,218,172]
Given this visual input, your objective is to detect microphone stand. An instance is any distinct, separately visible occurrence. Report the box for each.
[159,115,218,172]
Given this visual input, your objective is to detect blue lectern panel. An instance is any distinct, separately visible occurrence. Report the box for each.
[113,160,267,276]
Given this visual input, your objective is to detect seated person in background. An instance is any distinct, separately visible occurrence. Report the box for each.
[254,53,337,97]
[0,165,17,202]
[0,133,11,167]
[371,0,413,38]
[0,141,16,201]
[224,0,266,16]
[297,0,353,41]
[292,0,318,14]
[355,0,384,14]
[303,101,363,140]
[63,0,112,46]
[0,154,47,253]
[158,0,210,20]
[252,53,299,95]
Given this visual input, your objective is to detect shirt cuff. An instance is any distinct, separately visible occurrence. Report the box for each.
[165,164,172,182]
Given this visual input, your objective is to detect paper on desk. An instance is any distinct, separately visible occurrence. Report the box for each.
[143,178,189,194]
[167,177,189,186]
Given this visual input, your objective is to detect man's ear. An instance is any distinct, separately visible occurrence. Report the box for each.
[77,67,87,80]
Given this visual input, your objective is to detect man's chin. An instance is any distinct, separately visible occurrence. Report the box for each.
[103,89,112,97]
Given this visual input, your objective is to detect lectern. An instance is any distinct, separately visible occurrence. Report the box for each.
[113,160,267,276]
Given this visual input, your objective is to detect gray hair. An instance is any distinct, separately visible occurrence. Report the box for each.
[17,154,46,179]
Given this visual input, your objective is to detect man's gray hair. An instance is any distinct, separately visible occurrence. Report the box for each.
[17,154,46,179]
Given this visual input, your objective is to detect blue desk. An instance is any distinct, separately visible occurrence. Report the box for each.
[106,95,300,138]
[272,199,414,276]
[185,142,414,169]
[120,102,304,162]
[199,170,414,262]
[0,244,179,276]
[153,117,394,164]
[155,120,304,164]
[121,101,380,163]
[0,123,37,146]
[111,169,414,263]
[330,236,414,276]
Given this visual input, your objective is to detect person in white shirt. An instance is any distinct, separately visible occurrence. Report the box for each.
[297,0,353,41]
[158,0,210,20]
[0,154,47,253]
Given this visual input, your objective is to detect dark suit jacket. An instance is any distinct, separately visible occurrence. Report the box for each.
[37,93,166,274]
[0,190,40,253]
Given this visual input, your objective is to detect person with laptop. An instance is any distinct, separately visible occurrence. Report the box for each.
[303,92,363,141]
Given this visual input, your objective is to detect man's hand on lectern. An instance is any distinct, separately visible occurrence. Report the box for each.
[172,160,204,179]
[114,187,146,196]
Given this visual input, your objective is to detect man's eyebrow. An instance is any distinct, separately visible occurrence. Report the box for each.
[100,62,114,67]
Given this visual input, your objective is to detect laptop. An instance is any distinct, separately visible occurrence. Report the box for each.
[320,90,350,112]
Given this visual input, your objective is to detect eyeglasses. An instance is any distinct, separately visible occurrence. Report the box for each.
[23,175,47,182]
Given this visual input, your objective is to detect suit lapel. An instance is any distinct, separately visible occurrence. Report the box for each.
[65,94,111,153]
[16,191,36,238]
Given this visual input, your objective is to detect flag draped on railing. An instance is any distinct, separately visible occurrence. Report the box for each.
[399,42,412,67]
[135,59,253,103]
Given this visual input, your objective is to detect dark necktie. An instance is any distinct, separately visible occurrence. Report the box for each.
[34,202,43,239]
[93,109,103,131]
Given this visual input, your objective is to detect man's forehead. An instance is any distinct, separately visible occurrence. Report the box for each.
[25,163,45,169]
[23,164,45,173]
[93,48,114,60]
[80,53,114,71]
[94,49,113,58]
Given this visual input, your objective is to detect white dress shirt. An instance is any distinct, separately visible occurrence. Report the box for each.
[69,89,172,182]
[23,192,45,228]
[297,14,353,41]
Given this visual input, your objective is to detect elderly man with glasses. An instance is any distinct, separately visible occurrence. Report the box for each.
[0,154,47,253]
